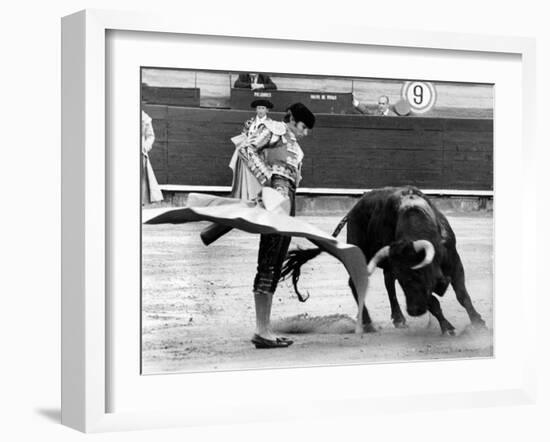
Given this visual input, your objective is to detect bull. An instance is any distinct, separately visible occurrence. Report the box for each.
[281,186,487,335]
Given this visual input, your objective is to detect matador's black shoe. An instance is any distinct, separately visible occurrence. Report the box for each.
[251,334,293,349]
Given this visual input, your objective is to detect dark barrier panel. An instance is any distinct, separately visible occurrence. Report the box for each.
[144,105,493,191]
[230,88,354,114]
[142,86,200,107]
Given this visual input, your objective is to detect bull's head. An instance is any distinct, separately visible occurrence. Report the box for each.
[367,239,436,316]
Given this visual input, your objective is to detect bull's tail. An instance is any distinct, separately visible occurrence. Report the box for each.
[280,214,349,302]
[331,213,349,238]
[280,248,323,302]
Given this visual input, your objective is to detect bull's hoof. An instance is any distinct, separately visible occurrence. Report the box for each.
[471,318,487,329]
[355,321,379,334]
[392,318,408,329]
[363,323,379,333]
[440,321,456,336]
[462,320,489,335]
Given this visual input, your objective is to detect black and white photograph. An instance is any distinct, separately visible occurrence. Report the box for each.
[5,0,549,438]
[140,68,493,374]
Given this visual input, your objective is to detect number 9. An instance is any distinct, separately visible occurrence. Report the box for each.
[413,85,424,105]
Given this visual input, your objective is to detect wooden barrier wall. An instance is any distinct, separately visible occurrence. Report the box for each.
[144,105,493,191]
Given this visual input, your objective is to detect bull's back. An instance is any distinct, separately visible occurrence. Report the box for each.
[347,186,458,261]
[346,188,402,259]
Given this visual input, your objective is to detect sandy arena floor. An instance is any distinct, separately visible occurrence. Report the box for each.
[141,212,493,374]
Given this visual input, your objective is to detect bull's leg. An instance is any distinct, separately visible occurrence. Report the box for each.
[427,295,455,336]
[383,269,407,328]
[349,278,377,333]
[450,253,486,328]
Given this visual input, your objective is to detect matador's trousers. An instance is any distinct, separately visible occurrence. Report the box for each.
[253,175,296,296]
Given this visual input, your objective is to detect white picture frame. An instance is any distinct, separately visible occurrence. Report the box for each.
[61,9,537,433]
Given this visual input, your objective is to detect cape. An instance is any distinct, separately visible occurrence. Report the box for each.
[144,192,370,330]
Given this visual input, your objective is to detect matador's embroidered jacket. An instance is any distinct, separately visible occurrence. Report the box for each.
[238,120,304,187]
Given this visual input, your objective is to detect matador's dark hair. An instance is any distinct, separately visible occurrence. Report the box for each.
[284,102,316,129]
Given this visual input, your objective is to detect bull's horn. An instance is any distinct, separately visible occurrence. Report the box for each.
[367,245,390,275]
[411,240,435,270]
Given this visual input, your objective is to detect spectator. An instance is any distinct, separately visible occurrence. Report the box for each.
[234,72,277,90]
[376,95,394,116]
[352,93,396,116]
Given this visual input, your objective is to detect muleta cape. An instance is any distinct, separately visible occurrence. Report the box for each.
[143,190,370,334]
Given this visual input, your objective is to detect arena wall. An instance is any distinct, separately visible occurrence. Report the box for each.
[144,105,493,193]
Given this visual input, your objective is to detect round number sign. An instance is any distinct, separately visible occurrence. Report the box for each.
[401,81,437,113]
